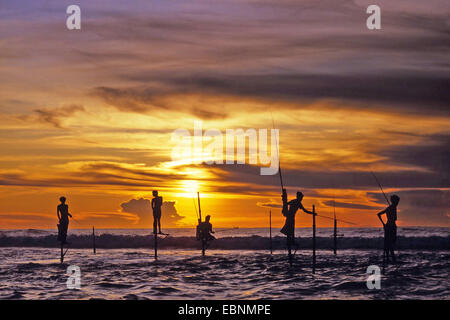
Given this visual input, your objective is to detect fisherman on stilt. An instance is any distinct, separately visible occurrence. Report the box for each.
[197,215,215,241]
[377,194,400,264]
[280,189,316,263]
[57,196,72,245]
[151,190,163,234]
[197,215,215,255]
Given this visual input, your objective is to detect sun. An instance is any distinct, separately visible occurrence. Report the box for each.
[177,180,200,198]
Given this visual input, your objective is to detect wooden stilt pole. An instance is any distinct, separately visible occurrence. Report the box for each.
[60,242,64,264]
[333,216,337,255]
[269,210,273,255]
[312,205,316,274]
[92,226,96,254]
[197,192,205,257]
[287,236,293,267]
[202,240,206,257]
[154,232,158,259]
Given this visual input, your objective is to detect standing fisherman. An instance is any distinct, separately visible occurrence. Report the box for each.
[377,194,400,263]
[280,189,316,251]
[57,196,72,245]
[151,190,163,234]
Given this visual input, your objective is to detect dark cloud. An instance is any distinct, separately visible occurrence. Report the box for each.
[91,87,162,113]
[379,135,450,175]
[257,201,282,209]
[322,200,377,210]
[158,73,450,115]
[0,162,188,189]
[120,197,185,227]
[91,86,228,119]
[32,105,85,128]
[367,189,449,226]
[206,163,448,191]
[68,0,450,117]
[4,0,450,118]
[100,69,450,117]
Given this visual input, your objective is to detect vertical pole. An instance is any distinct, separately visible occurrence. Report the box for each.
[312,205,316,274]
[154,232,158,259]
[92,226,96,254]
[288,239,292,267]
[60,242,64,264]
[198,192,205,257]
[202,240,206,256]
[333,217,337,255]
[197,192,202,222]
[269,210,273,255]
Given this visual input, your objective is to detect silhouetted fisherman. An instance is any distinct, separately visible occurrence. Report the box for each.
[280,190,315,249]
[151,190,163,234]
[196,215,215,256]
[377,194,400,263]
[57,196,72,244]
[197,215,215,242]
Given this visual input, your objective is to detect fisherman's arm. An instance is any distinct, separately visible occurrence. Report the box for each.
[281,189,287,202]
[57,207,61,220]
[377,209,387,225]
[300,203,315,215]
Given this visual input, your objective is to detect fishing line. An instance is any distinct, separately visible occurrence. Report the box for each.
[70,216,81,226]
[315,214,358,226]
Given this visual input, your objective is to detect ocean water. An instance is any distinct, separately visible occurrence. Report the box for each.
[0,227,448,300]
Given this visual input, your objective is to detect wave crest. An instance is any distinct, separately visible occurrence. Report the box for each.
[0,234,448,250]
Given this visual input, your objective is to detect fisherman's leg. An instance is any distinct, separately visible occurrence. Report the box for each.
[286,235,293,253]
[384,238,389,262]
[153,215,157,234]
[389,239,396,262]
[61,220,69,244]
[391,225,397,262]
[390,249,396,262]
[158,216,162,233]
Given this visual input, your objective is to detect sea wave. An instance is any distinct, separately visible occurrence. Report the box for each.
[0,234,448,250]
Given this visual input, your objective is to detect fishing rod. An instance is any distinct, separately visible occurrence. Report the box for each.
[192,195,199,221]
[271,115,354,224]
[197,192,202,222]
[370,170,391,235]
[370,171,390,206]
[197,192,208,256]
[271,113,284,193]
[271,113,293,264]
[370,171,392,268]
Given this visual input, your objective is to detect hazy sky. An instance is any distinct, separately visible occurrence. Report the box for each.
[0,0,449,229]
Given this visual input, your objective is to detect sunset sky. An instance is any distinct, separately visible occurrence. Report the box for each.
[0,0,449,229]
